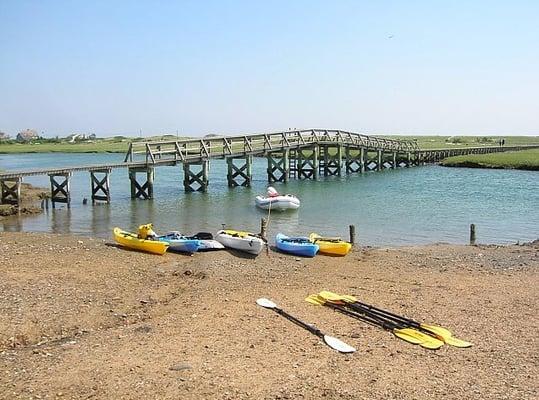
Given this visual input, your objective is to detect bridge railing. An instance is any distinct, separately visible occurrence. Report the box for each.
[124,129,418,164]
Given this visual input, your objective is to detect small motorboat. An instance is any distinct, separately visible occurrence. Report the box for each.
[157,231,201,254]
[255,186,300,211]
[275,233,319,257]
[186,232,225,251]
[309,233,352,256]
[215,229,265,255]
[113,227,169,255]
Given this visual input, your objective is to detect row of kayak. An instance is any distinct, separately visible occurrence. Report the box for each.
[113,225,352,257]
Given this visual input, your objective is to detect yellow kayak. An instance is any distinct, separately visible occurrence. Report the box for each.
[113,227,169,255]
[309,233,352,256]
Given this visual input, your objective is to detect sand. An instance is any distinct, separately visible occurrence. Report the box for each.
[0,232,537,399]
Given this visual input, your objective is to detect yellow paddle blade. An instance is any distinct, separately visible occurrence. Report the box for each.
[421,324,453,338]
[442,336,473,348]
[317,291,358,304]
[340,294,358,303]
[419,337,445,350]
[392,328,424,345]
[420,323,452,338]
[305,294,325,306]
[318,290,344,302]
[394,328,444,349]
[421,324,472,347]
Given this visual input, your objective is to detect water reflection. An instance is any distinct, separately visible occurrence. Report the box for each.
[51,208,72,234]
[0,152,537,245]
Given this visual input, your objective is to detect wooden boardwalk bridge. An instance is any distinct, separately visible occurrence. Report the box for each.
[0,129,536,207]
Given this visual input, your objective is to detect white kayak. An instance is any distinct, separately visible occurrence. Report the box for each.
[255,195,300,210]
[215,229,265,255]
[198,239,225,251]
[186,232,225,251]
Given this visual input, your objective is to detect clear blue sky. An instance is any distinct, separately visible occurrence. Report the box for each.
[1,0,538,137]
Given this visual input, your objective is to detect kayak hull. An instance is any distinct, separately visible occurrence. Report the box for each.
[216,230,265,255]
[113,227,168,255]
[309,233,352,256]
[255,195,300,210]
[275,233,319,257]
[197,239,225,251]
[158,233,201,253]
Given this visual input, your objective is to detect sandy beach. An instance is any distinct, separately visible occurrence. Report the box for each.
[0,232,537,399]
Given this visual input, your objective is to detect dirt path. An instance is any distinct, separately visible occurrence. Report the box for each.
[1,232,537,399]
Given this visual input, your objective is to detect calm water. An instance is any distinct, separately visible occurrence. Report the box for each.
[1,153,538,246]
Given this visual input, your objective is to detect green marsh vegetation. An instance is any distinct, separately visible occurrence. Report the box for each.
[441,149,539,171]
[0,135,187,154]
[1,134,538,154]
[381,135,539,149]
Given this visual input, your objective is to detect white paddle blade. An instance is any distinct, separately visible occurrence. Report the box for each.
[256,298,277,309]
[323,335,356,353]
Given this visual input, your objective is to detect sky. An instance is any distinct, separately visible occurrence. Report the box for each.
[0,0,538,137]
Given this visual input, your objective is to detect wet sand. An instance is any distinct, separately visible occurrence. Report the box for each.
[0,232,537,399]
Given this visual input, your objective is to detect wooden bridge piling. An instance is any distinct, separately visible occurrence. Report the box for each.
[267,149,290,183]
[344,146,362,174]
[226,155,252,187]
[320,144,343,176]
[297,145,319,180]
[360,148,367,173]
[0,177,22,207]
[129,167,154,199]
[183,160,209,192]
[377,150,383,171]
[49,172,72,208]
[90,168,111,204]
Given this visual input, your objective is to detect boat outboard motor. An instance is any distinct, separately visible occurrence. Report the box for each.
[267,186,279,197]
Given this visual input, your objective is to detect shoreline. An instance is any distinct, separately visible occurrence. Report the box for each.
[441,161,539,171]
[1,231,537,399]
[0,183,48,220]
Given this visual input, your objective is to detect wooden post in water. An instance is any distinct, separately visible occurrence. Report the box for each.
[267,150,289,183]
[360,147,366,173]
[226,156,252,187]
[49,173,72,208]
[349,225,356,245]
[260,217,269,255]
[469,224,476,245]
[129,167,154,199]
[260,218,267,240]
[377,150,383,171]
[0,177,22,207]
[183,161,209,192]
[90,168,112,204]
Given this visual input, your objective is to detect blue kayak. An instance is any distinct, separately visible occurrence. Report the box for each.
[158,232,201,254]
[275,233,319,257]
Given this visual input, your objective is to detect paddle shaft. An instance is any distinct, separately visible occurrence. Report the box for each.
[324,302,402,331]
[272,308,324,338]
[346,301,422,329]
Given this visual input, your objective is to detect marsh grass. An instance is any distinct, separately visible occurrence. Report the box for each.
[441,149,539,171]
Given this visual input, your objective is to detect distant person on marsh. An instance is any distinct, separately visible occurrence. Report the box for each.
[502,139,505,146]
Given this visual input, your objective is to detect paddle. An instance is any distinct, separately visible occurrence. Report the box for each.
[306,295,444,350]
[312,236,342,243]
[318,291,472,348]
[256,298,356,354]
